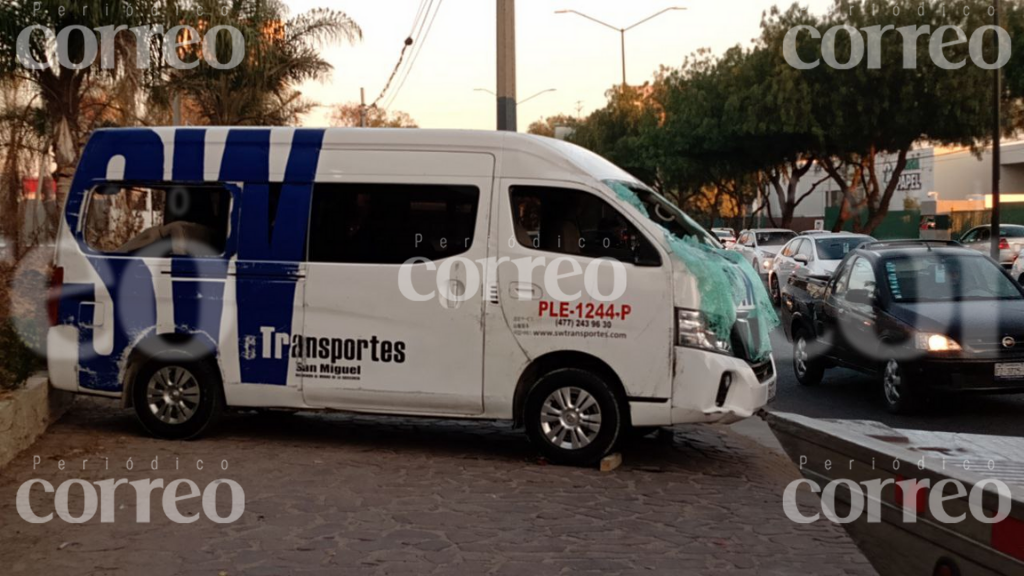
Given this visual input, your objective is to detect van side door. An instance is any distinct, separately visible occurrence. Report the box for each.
[300,151,494,415]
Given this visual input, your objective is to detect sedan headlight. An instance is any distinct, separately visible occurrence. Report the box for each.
[761,259,773,271]
[676,308,732,354]
[915,333,962,352]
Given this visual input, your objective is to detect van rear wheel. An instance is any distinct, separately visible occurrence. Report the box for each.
[525,368,621,467]
[132,355,224,440]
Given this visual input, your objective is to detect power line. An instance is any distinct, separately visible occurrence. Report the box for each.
[383,0,444,110]
[370,0,434,108]
[408,0,429,36]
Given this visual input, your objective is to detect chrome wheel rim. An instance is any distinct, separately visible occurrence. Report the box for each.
[147,366,201,425]
[540,387,602,450]
[795,337,808,377]
[883,360,901,405]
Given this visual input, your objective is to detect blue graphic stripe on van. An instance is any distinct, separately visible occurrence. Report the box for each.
[65,129,165,391]
[172,129,206,180]
[171,258,229,344]
[61,128,326,392]
[220,129,271,181]
[233,128,325,386]
[80,258,159,391]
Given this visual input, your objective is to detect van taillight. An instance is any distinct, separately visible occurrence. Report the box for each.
[48,266,63,326]
[1000,237,1010,250]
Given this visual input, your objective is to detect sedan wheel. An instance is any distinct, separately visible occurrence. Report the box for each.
[881,359,920,414]
[882,360,901,405]
[793,332,823,386]
[770,275,781,307]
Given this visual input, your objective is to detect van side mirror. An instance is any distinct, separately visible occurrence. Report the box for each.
[845,289,875,306]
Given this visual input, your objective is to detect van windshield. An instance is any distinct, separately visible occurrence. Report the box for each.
[603,180,718,247]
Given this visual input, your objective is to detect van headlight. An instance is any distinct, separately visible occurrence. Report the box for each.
[915,333,962,352]
[761,259,773,271]
[676,309,732,354]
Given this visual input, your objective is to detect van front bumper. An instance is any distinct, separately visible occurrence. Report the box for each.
[670,347,776,425]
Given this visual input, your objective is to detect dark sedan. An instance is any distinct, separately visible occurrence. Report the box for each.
[782,240,1024,414]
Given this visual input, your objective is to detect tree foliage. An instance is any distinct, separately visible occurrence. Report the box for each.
[563,0,1022,233]
[150,0,361,126]
[526,114,580,138]
[330,104,418,128]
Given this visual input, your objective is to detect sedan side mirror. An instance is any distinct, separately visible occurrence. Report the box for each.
[845,289,875,306]
[794,254,810,265]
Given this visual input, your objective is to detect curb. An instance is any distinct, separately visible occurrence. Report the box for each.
[0,374,75,470]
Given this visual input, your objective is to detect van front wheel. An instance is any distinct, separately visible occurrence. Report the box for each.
[132,356,224,440]
[525,368,622,467]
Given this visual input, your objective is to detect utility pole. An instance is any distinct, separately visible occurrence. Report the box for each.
[496,0,517,131]
[992,0,1002,260]
[359,87,367,128]
[172,93,181,126]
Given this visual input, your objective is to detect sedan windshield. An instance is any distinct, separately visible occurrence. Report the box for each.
[603,180,717,246]
[756,231,796,246]
[817,235,874,260]
[883,253,1022,302]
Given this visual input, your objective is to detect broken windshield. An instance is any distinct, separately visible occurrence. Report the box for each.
[603,180,718,247]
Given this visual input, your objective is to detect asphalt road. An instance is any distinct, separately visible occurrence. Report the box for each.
[768,327,1024,437]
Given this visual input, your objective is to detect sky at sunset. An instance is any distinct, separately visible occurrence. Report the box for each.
[289,1,834,130]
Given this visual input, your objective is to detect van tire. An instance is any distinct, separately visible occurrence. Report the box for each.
[132,355,224,440]
[525,368,622,467]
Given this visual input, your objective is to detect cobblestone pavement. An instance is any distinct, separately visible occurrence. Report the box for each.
[0,398,876,576]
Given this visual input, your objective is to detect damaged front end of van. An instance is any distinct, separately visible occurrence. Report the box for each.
[605,180,779,425]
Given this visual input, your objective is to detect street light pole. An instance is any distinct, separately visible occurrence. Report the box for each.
[992,0,1002,260]
[556,7,686,87]
[620,30,626,87]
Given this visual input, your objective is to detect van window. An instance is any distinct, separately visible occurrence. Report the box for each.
[308,183,479,264]
[83,183,230,257]
[509,186,660,265]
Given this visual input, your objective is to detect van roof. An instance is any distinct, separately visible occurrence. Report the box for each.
[88,127,641,185]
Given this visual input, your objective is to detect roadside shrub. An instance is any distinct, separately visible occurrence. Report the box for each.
[0,319,43,391]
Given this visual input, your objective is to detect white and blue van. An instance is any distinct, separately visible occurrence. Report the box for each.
[47,127,776,466]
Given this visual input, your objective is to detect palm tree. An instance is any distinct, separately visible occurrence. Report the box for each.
[151,0,362,126]
[0,0,157,213]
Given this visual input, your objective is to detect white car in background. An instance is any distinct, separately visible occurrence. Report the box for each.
[768,232,875,305]
[959,224,1024,268]
[731,228,797,279]
[1009,248,1024,284]
[712,228,736,248]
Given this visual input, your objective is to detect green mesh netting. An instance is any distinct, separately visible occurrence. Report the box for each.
[663,233,779,362]
[608,182,778,361]
[607,182,651,218]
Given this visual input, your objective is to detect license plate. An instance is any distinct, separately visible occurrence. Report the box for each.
[995,363,1024,379]
[768,379,777,402]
